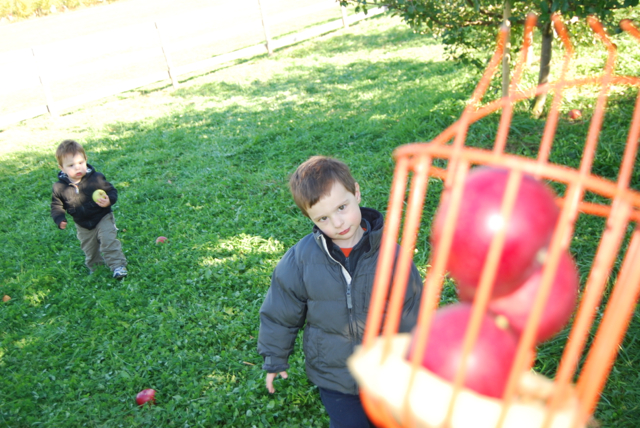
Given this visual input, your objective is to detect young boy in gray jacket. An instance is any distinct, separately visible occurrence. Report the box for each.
[258,156,423,428]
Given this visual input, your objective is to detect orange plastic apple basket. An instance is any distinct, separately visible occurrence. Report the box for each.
[347,14,640,428]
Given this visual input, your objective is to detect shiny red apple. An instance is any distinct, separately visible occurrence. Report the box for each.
[155,236,168,244]
[406,302,519,398]
[136,388,156,406]
[568,109,582,120]
[488,251,579,343]
[431,167,559,299]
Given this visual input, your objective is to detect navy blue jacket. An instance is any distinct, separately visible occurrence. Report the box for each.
[51,164,117,230]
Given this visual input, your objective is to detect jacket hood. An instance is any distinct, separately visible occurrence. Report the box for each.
[361,206,383,232]
[57,164,95,184]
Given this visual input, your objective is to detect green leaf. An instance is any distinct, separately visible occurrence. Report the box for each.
[540,1,550,13]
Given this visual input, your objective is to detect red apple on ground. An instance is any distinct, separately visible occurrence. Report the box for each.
[488,251,579,343]
[2,295,10,302]
[136,388,156,406]
[568,109,582,120]
[431,167,559,299]
[406,302,519,398]
[155,236,168,244]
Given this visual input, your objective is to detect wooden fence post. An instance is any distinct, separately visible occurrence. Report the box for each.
[257,0,273,55]
[341,5,349,29]
[32,47,57,117]
[155,21,179,89]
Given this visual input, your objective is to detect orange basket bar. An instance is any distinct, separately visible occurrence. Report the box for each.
[348,14,640,428]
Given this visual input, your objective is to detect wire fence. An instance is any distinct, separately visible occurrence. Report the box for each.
[0,0,386,128]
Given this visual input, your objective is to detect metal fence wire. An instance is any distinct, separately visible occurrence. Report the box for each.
[348,14,640,428]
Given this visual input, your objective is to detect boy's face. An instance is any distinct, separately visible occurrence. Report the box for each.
[59,152,87,182]
[306,181,363,248]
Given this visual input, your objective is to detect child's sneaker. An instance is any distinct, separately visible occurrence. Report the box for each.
[113,266,128,279]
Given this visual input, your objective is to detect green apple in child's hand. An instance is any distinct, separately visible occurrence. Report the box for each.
[92,189,107,202]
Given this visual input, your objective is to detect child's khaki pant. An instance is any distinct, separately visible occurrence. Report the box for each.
[76,213,127,272]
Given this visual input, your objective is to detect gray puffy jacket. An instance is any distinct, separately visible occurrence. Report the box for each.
[257,207,423,394]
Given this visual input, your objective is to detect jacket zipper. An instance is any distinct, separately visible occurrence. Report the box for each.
[317,235,357,345]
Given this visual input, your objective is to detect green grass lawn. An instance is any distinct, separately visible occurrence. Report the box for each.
[1,13,639,427]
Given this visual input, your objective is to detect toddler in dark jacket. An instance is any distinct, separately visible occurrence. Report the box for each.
[258,156,423,428]
[51,139,128,279]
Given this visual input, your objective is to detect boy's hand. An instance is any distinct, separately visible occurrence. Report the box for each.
[266,371,288,393]
[60,221,67,230]
[95,195,111,208]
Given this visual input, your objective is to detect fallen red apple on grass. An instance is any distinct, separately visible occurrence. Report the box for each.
[431,167,559,299]
[136,388,156,406]
[568,109,582,120]
[155,236,168,244]
[406,302,519,398]
[488,251,579,343]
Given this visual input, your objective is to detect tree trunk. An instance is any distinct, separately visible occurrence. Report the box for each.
[501,0,512,98]
[532,20,553,118]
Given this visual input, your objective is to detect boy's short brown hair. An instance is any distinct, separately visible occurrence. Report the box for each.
[56,139,86,166]
[289,156,357,217]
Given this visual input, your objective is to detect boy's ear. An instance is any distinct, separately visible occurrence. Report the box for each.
[355,182,361,203]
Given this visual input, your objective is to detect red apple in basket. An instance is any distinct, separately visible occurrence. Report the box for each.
[488,251,579,343]
[406,302,519,399]
[431,168,559,299]
[136,388,156,406]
